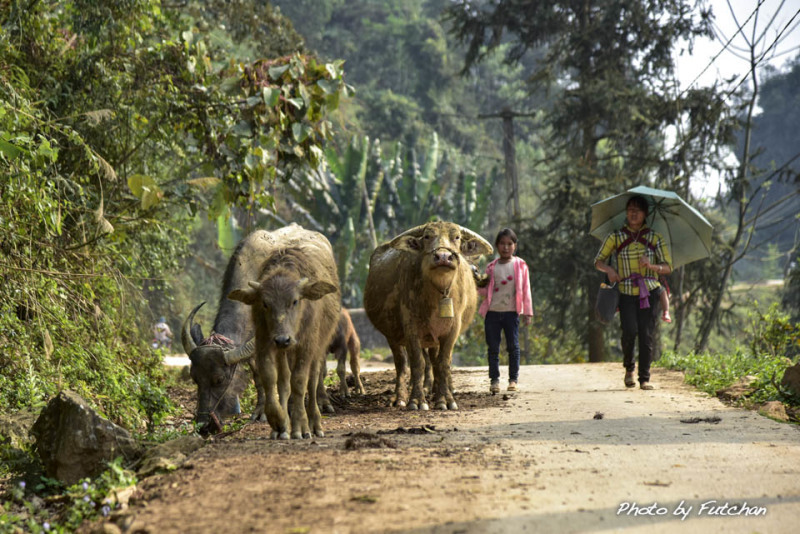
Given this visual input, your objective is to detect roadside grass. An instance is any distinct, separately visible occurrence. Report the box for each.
[656,295,800,411]
[657,348,795,406]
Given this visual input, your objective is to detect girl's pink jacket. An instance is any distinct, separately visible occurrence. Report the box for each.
[478,256,534,318]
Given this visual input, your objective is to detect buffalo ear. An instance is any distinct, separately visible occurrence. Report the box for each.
[460,232,493,257]
[228,288,258,305]
[299,279,338,301]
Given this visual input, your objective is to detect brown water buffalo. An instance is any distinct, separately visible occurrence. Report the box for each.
[228,226,340,439]
[329,308,365,397]
[364,221,493,410]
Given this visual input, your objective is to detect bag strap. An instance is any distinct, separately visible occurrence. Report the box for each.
[615,227,657,255]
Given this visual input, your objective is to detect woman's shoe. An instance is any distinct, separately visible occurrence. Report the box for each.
[490,380,500,394]
[640,382,654,390]
[624,371,636,388]
[507,381,518,392]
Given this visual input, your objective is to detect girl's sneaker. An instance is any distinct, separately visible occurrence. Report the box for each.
[490,380,500,394]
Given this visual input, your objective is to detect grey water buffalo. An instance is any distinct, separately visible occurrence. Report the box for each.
[329,308,365,397]
[228,226,340,439]
[364,221,493,410]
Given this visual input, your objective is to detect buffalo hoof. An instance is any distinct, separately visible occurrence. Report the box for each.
[321,403,335,414]
[291,431,304,439]
[407,401,419,410]
[314,430,324,438]
[395,400,407,408]
[447,401,459,410]
[271,430,290,440]
[434,401,448,410]
[302,432,311,439]
[420,402,430,411]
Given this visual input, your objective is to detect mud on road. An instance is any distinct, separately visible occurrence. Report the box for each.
[124,363,800,534]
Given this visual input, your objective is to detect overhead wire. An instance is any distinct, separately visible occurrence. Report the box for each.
[679,0,767,96]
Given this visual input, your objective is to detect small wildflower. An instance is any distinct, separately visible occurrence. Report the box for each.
[82,481,89,491]
[19,481,26,489]
[43,523,50,532]
[83,495,91,502]
[101,505,111,516]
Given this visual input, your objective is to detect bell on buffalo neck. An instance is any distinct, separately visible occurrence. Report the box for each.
[438,297,454,318]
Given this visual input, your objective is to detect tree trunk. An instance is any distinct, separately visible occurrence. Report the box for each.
[672,266,686,351]
[501,109,520,220]
[696,55,759,353]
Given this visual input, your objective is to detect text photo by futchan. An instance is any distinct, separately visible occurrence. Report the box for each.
[617,500,768,521]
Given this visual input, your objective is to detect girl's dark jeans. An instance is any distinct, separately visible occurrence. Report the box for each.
[485,311,520,382]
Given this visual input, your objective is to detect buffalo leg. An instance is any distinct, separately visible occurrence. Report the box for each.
[335,345,349,397]
[258,349,289,439]
[433,334,458,410]
[307,355,325,437]
[317,362,335,414]
[423,347,435,397]
[288,348,312,439]
[348,334,365,395]
[390,342,409,407]
[407,339,429,411]
[248,359,267,422]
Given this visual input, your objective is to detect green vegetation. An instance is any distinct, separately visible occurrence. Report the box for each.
[0,458,136,533]
[0,0,348,425]
[1,0,799,527]
[658,302,800,407]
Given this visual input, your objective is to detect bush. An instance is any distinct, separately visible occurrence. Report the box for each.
[658,302,800,407]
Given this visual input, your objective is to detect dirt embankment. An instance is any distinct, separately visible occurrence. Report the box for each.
[123,363,800,534]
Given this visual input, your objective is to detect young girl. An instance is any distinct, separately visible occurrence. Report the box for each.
[478,228,534,393]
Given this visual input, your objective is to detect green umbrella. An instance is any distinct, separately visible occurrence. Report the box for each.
[590,185,713,269]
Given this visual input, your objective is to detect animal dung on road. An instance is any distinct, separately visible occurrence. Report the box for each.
[344,432,397,450]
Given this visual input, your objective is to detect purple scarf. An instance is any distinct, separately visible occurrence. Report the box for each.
[627,273,657,309]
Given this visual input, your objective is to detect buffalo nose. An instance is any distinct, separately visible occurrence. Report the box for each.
[274,335,292,348]
[433,249,454,265]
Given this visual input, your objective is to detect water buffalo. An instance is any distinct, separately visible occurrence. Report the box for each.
[329,308,365,397]
[181,225,339,434]
[228,226,340,439]
[364,221,493,410]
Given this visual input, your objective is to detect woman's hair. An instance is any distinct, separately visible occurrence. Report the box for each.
[626,195,649,217]
[494,227,518,247]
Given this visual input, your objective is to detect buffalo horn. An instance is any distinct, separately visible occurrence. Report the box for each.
[248,280,261,289]
[224,337,256,365]
[181,301,206,355]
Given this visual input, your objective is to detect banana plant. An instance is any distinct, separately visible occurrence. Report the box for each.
[277,132,492,305]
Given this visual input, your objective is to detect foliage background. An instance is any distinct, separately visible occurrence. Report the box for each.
[1,0,799,427]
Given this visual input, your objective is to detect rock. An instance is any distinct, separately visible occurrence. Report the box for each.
[780,362,800,396]
[137,435,205,478]
[758,401,789,422]
[30,391,143,485]
[0,408,38,449]
[716,375,758,402]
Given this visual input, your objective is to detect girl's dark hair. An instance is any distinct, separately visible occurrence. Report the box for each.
[494,227,518,247]
[626,195,649,217]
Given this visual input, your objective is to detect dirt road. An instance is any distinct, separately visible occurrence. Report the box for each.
[125,363,800,534]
